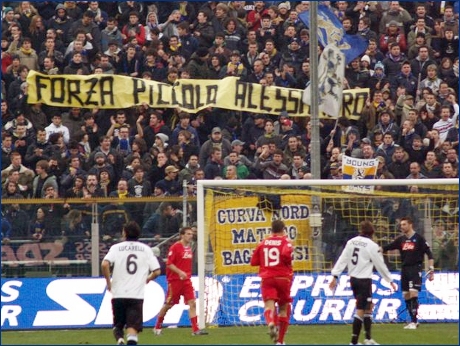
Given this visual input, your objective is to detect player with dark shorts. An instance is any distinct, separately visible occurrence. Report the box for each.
[251,219,293,345]
[330,221,396,345]
[382,217,434,329]
[102,221,161,345]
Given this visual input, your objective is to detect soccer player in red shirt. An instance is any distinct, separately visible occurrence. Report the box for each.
[250,220,293,345]
[153,227,208,336]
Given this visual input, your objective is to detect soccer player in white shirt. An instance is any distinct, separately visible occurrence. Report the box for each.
[329,221,397,345]
[102,221,161,345]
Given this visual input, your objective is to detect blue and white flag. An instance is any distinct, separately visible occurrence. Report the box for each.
[298,5,368,64]
[303,44,344,118]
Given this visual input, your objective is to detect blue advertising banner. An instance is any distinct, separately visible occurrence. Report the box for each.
[1,273,458,330]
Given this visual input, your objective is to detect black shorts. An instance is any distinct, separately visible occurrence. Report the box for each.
[401,265,422,292]
[112,298,144,332]
[350,277,372,310]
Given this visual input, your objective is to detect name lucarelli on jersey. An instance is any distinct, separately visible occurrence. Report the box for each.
[118,244,146,252]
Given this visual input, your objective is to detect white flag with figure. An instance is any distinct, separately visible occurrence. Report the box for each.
[303,44,345,118]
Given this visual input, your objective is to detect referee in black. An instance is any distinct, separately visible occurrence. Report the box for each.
[382,217,434,329]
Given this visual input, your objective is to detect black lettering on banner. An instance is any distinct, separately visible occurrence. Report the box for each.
[195,85,204,108]
[157,84,168,106]
[259,86,272,113]
[287,89,300,113]
[99,76,114,106]
[181,84,194,109]
[234,81,246,108]
[149,84,154,105]
[171,84,179,106]
[206,85,218,105]
[50,77,65,103]
[351,91,368,117]
[35,75,49,101]
[67,80,84,106]
[341,91,353,117]
[246,83,258,109]
[84,78,99,106]
[273,88,287,113]
[132,78,146,104]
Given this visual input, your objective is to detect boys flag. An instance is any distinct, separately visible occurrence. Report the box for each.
[298,5,368,64]
[341,155,379,194]
[303,44,345,118]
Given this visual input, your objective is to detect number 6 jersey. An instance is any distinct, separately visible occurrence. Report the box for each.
[103,241,160,299]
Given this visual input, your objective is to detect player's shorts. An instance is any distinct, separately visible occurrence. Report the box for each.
[401,265,422,292]
[350,277,372,310]
[165,279,195,305]
[112,298,143,332]
[261,276,293,306]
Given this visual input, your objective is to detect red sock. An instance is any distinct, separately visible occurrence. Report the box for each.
[287,303,291,317]
[155,316,164,329]
[190,316,199,332]
[278,316,289,343]
[264,309,274,326]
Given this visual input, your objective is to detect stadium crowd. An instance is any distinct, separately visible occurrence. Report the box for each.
[0,1,458,263]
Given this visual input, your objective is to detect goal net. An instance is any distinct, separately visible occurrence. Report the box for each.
[196,179,459,328]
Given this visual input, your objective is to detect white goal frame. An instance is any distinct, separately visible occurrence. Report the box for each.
[196,178,459,329]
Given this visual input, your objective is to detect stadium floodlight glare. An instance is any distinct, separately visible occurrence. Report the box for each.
[196,178,459,329]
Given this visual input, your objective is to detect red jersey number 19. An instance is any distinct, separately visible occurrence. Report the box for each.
[263,247,280,266]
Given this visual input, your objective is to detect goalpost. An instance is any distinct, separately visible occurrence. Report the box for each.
[196,179,459,329]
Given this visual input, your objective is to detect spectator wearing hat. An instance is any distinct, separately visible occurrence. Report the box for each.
[326,161,343,180]
[150,164,181,196]
[280,38,303,74]
[371,110,400,142]
[1,7,20,38]
[219,49,247,79]
[379,2,411,36]
[88,151,115,182]
[199,127,232,167]
[368,61,390,92]
[345,57,370,89]
[101,17,123,52]
[187,46,212,79]
[152,132,169,154]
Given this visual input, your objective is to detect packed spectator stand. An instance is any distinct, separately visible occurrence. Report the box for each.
[1,1,458,274]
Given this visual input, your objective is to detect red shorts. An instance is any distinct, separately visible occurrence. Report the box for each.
[165,279,196,305]
[261,277,292,306]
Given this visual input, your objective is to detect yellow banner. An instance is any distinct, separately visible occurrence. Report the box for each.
[27,71,367,119]
[207,194,313,275]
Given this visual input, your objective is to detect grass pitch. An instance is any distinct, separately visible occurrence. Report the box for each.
[1,323,458,345]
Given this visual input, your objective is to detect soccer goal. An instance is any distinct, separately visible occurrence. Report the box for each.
[196,179,459,328]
